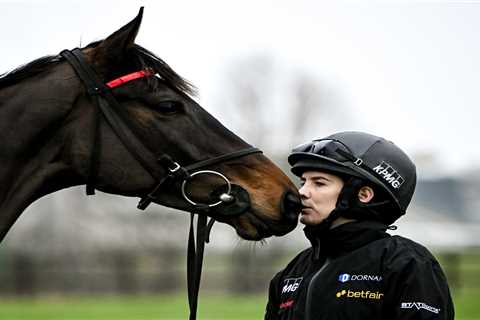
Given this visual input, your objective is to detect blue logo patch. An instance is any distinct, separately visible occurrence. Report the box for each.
[338,273,351,283]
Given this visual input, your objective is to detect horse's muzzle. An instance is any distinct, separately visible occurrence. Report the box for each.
[280,190,302,224]
[207,185,300,239]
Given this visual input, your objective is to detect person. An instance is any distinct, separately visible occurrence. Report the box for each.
[265,131,454,320]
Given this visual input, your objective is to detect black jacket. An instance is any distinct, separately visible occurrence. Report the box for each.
[265,220,454,319]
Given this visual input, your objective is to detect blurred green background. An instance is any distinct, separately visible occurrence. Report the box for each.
[0,247,479,319]
[0,289,478,320]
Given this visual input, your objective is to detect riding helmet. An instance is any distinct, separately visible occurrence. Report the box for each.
[288,131,417,217]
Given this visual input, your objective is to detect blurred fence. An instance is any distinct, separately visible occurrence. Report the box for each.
[0,246,479,297]
[0,248,182,296]
[0,246,284,296]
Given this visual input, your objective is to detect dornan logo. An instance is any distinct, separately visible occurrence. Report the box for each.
[338,273,382,283]
[372,161,405,189]
[338,274,351,283]
[282,277,303,294]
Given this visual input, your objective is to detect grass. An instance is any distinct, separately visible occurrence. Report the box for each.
[0,290,478,320]
[0,293,266,320]
[453,288,480,320]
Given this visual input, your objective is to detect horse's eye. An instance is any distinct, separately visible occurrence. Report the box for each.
[157,101,181,113]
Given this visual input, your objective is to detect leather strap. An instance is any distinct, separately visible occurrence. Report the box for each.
[187,213,206,319]
[185,148,262,172]
[61,49,168,193]
[137,149,262,211]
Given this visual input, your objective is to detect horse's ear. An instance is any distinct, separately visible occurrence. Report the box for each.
[94,7,144,65]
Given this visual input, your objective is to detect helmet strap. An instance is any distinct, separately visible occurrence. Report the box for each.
[333,177,392,223]
[303,177,364,238]
[303,177,392,249]
[336,177,365,211]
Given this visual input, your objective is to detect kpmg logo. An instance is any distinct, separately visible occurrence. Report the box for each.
[338,273,382,283]
[282,277,303,294]
[372,161,405,189]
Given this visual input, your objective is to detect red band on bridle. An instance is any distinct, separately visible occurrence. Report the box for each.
[106,68,155,89]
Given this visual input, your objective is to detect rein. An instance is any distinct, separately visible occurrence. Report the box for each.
[60,48,261,320]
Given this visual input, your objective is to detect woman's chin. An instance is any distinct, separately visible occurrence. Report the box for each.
[300,212,327,226]
[299,214,312,225]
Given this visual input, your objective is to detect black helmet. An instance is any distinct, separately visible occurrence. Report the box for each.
[288,131,417,217]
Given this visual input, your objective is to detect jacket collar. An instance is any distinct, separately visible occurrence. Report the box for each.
[304,219,390,260]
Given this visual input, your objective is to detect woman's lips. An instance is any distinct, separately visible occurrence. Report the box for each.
[301,207,314,215]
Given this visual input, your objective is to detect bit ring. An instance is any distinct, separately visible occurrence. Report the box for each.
[181,170,232,207]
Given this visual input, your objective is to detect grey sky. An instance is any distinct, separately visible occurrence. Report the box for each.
[2,0,479,176]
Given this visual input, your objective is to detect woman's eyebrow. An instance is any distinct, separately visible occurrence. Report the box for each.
[301,175,331,183]
[311,176,331,182]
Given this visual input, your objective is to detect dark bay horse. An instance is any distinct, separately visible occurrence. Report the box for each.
[0,8,299,245]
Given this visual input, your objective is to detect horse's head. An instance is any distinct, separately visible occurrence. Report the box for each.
[54,9,299,240]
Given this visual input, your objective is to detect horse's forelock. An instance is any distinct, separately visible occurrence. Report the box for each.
[130,45,197,97]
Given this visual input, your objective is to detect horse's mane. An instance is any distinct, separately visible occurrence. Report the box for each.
[0,43,196,97]
[0,55,60,89]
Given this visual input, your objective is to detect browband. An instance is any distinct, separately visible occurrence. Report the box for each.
[106,68,155,88]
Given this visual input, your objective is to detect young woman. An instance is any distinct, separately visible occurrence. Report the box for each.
[265,131,454,320]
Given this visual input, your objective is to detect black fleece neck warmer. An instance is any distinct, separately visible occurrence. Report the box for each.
[304,220,390,260]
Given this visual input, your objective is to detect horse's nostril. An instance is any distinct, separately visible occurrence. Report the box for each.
[281,191,302,222]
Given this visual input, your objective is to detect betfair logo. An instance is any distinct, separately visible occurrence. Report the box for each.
[336,289,384,300]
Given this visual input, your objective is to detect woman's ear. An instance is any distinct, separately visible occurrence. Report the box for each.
[358,186,375,203]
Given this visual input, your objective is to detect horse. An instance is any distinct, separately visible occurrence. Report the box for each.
[0,8,299,246]
[1,9,304,319]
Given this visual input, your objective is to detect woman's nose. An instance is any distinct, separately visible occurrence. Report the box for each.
[299,184,310,199]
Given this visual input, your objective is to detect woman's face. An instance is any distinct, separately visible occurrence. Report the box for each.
[298,170,344,225]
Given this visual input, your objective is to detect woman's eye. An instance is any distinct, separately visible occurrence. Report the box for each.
[157,101,182,113]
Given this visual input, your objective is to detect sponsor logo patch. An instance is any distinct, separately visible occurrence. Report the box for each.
[282,277,303,294]
[372,161,405,189]
[401,302,440,314]
[336,289,384,300]
[279,299,294,309]
[338,273,383,283]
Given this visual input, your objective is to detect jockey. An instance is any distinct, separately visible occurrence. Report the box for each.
[265,131,454,320]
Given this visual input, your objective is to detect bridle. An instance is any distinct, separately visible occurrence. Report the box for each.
[60,48,262,320]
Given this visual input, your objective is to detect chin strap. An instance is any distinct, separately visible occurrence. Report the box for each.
[309,177,392,235]
[334,177,395,223]
[303,180,353,260]
[312,178,366,231]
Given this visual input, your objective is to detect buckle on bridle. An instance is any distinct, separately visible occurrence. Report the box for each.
[168,162,181,173]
